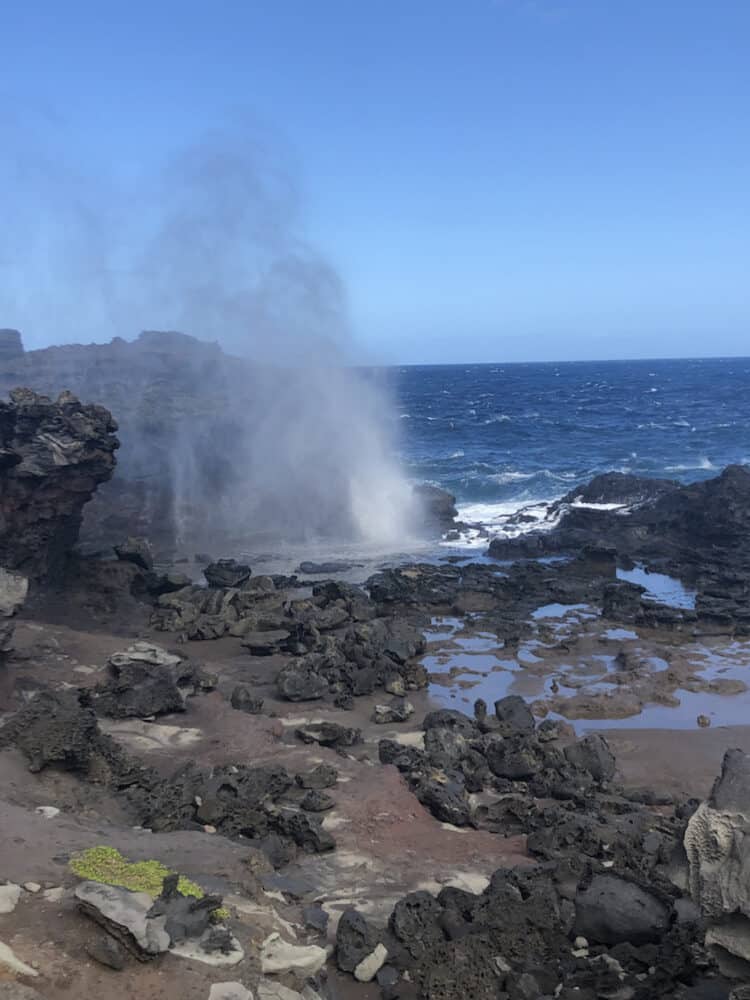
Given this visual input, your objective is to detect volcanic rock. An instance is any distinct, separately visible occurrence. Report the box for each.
[336,908,382,973]
[296,764,339,789]
[573,874,670,945]
[373,698,415,724]
[113,536,154,571]
[91,642,213,719]
[295,722,362,748]
[413,483,459,531]
[230,686,264,714]
[494,694,535,734]
[0,388,118,580]
[564,734,616,782]
[276,662,329,702]
[204,559,251,588]
[75,881,171,959]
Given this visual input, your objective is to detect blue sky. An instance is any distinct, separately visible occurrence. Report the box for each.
[2,0,749,363]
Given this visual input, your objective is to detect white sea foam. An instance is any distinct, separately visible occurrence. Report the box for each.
[482,414,512,424]
[570,501,626,511]
[442,498,563,549]
[489,470,535,484]
[665,457,716,472]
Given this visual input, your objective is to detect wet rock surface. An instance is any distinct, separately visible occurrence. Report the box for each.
[487,466,750,632]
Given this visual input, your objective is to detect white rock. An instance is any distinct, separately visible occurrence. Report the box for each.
[354,942,388,982]
[257,981,304,1000]
[0,567,28,617]
[0,884,22,914]
[109,641,182,668]
[171,928,244,967]
[42,886,64,902]
[208,983,254,1000]
[35,806,60,819]
[0,940,39,976]
[75,881,170,955]
[260,932,327,976]
[23,882,41,893]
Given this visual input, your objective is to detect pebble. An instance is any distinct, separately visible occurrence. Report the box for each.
[23,883,41,894]
[42,887,64,902]
[354,942,388,982]
[34,806,60,819]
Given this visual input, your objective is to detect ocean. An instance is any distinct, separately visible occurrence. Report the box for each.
[393,357,750,529]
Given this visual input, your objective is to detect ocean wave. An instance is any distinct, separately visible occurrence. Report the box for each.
[489,470,536,484]
[482,414,512,424]
[449,450,465,459]
[665,458,716,472]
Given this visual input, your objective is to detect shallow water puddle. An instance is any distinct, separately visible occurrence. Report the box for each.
[616,565,697,609]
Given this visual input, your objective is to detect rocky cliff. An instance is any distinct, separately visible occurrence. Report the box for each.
[0,388,118,580]
[0,330,244,551]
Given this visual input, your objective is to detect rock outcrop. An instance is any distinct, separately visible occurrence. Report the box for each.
[487,465,750,632]
[685,748,750,965]
[0,388,118,580]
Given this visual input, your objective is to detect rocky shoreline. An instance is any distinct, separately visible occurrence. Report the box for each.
[2,385,750,999]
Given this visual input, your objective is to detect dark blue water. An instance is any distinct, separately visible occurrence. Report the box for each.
[393,358,750,516]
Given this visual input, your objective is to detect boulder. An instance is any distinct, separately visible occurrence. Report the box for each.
[92,642,212,719]
[494,695,535,735]
[413,484,459,531]
[276,662,329,702]
[573,874,670,945]
[336,908,382,973]
[373,698,415,724]
[75,881,171,958]
[230,686,264,714]
[204,559,251,588]
[113,536,154,571]
[300,790,334,812]
[685,749,750,963]
[147,873,222,945]
[423,709,477,735]
[296,764,339,789]
[389,891,445,959]
[564,734,616,782]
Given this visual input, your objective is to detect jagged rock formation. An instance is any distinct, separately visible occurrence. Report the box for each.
[685,748,750,965]
[488,465,750,631]
[0,388,118,580]
[0,331,233,550]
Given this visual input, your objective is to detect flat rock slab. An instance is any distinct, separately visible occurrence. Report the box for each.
[209,985,253,1000]
[75,881,170,957]
[259,932,327,976]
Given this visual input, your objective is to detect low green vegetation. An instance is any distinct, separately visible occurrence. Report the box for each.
[69,846,229,919]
